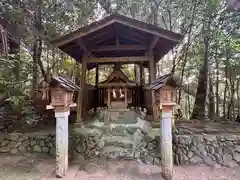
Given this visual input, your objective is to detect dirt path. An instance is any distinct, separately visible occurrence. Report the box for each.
[0,154,239,180]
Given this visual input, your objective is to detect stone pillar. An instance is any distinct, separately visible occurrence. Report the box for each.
[160,107,173,180]
[55,111,69,178]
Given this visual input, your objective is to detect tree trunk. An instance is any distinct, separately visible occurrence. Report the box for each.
[215,41,220,117]
[223,78,228,119]
[237,79,240,116]
[191,36,209,120]
[208,75,215,120]
[32,40,38,93]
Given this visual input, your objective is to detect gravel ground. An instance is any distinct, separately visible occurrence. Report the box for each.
[0,154,239,180]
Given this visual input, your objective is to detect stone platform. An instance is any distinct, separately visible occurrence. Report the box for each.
[1,110,240,168]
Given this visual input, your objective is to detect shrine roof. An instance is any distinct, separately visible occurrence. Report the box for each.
[49,76,81,91]
[149,73,178,90]
[51,14,183,69]
[98,67,137,87]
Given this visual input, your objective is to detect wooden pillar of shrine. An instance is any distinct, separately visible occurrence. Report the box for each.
[76,57,87,125]
[140,63,144,86]
[94,64,99,112]
[104,88,111,125]
[124,88,128,108]
[149,54,156,121]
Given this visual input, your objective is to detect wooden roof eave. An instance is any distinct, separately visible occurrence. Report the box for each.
[51,14,184,48]
[98,82,137,87]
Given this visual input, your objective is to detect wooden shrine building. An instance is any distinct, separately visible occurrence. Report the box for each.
[51,14,183,122]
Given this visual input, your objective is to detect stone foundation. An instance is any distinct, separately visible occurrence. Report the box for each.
[173,130,240,167]
[0,125,160,165]
[1,127,240,168]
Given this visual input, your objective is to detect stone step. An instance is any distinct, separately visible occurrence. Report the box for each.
[110,124,139,136]
[101,146,133,159]
[102,135,134,149]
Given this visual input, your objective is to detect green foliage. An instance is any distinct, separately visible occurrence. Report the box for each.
[0,55,40,124]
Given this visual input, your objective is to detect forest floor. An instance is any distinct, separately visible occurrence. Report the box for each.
[0,154,239,180]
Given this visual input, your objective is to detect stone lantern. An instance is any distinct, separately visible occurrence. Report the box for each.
[149,73,178,180]
[46,76,80,178]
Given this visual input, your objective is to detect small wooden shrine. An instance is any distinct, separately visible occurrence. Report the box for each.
[98,64,137,110]
[51,14,183,122]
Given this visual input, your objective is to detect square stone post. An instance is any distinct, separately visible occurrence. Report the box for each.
[55,110,70,178]
[160,105,174,180]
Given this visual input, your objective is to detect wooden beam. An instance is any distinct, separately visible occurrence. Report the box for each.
[89,45,147,52]
[119,35,146,45]
[115,19,181,42]
[77,39,93,57]
[86,56,149,63]
[52,19,116,47]
[149,35,159,50]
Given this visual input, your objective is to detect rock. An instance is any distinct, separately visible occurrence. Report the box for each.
[227,141,234,146]
[187,151,194,158]
[197,143,205,152]
[30,140,37,146]
[225,160,238,168]
[233,153,240,162]
[45,136,52,143]
[147,142,156,151]
[182,154,188,161]
[1,140,9,146]
[47,142,54,148]
[223,154,237,167]
[225,135,238,141]
[179,135,191,145]
[217,135,225,142]
[0,135,4,143]
[75,144,82,153]
[49,147,56,156]
[18,135,28,142]
[204,134,216,142]
[176,147,183,155]
[33,145,42,152]
[203,156,214,166]
[214,154,223,164]
[207,145,215,154]
[154,157,160,164]
[0,146,10,152]
[5,133,21,141]
[134,151,141,158]
[18,144,27,153]
[42,147,49,153]
[10,148,18,154]
[213,163,222,169]
[193,135,204,144]
[143,155,154,164]
[215,147,222,154]
[7,141,16,148]
[27,146,33,152]
[39,140,45,147]
[223,147,233,154]
[235,145,240,153]
[200,149,208,157]
[190,156,203,164]
[13,142,22,148]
